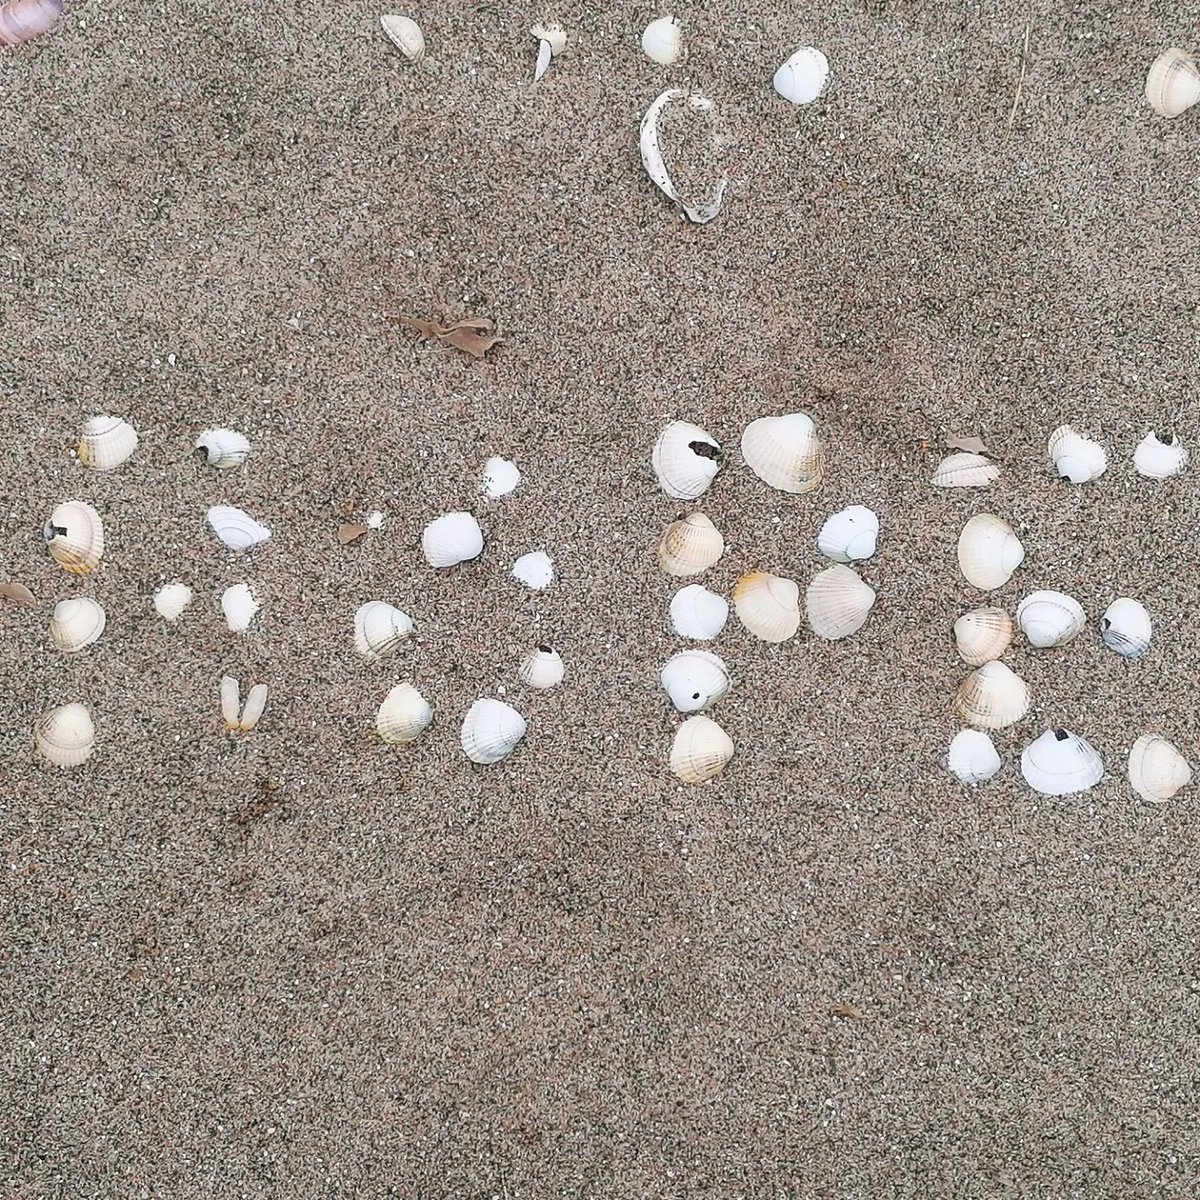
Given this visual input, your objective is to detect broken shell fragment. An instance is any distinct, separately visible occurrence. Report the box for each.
[657,512,723,576]
[947,729,1002,785]
[669,583,728,640]
[154,582,193,621]
[44,501,104,575]
[220,676,269,731]
[806,564,876,640]
[354,601,414,660]
[651,420,721,501]
[1020,728,1103,796]
[1133,430,1188,480]
[669,714,733,784]
[219,675,240,728]
[816,505,879,563]
[740,413,824,493]
[1016,589,1086,649]
[422,512,484,568]
[641,14,681,65]
[956,513,1024,591]
[955,660,1031,730]
[376,683,433,745]
[0,581,36,606]
[1047,424,1107,483]
[195,428,251,469]
[482,455,520,498]
[1128,733,1192,803]
[732,571,801,643]
[660,649,731,713]
[1100,597,1152,659]
[380,13,424,62]
[953,606,1014,666]
[931,452,1000,488]
[531,22,565,80]
[34,701,95,767]
[461,697,527,765]
[772,46,830,104]
[207,505,271,551]
[0,0,65,47]
[221,582,261,633]
[518,645,565,689]
[49,597,106,653]
[77,414,138,471]
[1145,47,1200,119]
[512,551,554,589]
[639,88,727,225]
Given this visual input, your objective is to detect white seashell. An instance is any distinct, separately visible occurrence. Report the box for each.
[376,683,433,745]
[461,698,527,765]
[77,414,138,471]
[931,452,1000,488]
[947,729,1002,785]
[805,564,876,640]
[207,505,271,551]
[772,46,830,104]
[1145,47,1200,118]
[669,714,733,784]
[641,14,681,65]
[659,649,731,713]
[1128,733,1192,803]
[221,582,261,633]
[1020,728,1104,796]
[44,500,104,575]
[1016,590,1086,649]
[481,455,520,498]
[1047,424,1107,484]
[512,551,554,589]
[955,660,1031,730]
[816,505,879,563]
[651,420,721,500]
[354,601,414,660]
[639,88,727,225]
[380,13,424,62]
[365,510,386,529]
[531,22,564,80]
[956,513,1024,591]
[732,571,801,643]
[240,683,269,731]
[953,606,1013,666]
[220,676,269,731]
[422,511,484,568]
[518,645,565,689]
[49,597,106,653]
[1099,597,1152,660]
[669,583,728,640]
[657,512,723,576]
[740,412,824,493]
[34,701,95,767]
[195,428,251,469]
[1133,429,1188,480]
[154,581,193,621]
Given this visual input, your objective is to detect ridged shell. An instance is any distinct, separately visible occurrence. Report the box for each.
[806,564,876,640]
[1100,597,1152,659]
[34,702,95,767]
[1128,734,1192,803]
[196,428,251,469]
[44,501,104,575]
[657,512,724,576]
[732,571,800,642]
[651,420,721,500]
[669,583,728,640]
[461,698,527,765]
[1016,590,1086,649]
[376,684,433,745]
[641,14,681,65]
[380,13,424,62]
[1021,728,1103,796]
[954,660,1031,730]
[422,512,484,568]
[518,645,565,689]
[740,413,824,493]
[221,582,261,633]
[660,649,731,713]
[1047,424,1107,483]
[947,729,1002,785]
[207,505,271,551]
[816,505,878,563]
[0,0,65,47]
[772,46,830,104]
[956,513,1024,591]
[482,455,520,498]
[154,582,193,621]
[77,414,138,471]
[640,88,727,225]
[669,714,733,784]
[49,597,106,653]
[953,607,1014,666]
[931,452,1000,488]
[512,551,554,589]
[354,601,414,660]
[1145,47,1200,118]
[1133,430,1188,480]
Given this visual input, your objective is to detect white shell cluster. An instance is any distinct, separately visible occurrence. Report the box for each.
[220,676,269,732]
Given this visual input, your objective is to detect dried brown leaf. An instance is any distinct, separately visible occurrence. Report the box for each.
[945,434,988,454]
[443,314,495,334]
[436,327,502,359]
[338,522,368,545]
[399,316,445,339]
[0,581,36,607]
[830,1001,866,1019]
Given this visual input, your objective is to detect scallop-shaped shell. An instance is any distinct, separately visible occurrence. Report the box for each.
[956,513,1024,591]
[651,420,721,500]
[77,414,138,471]
[461,698,527,765]
[1099,597,1152,659]
[953,607,1014,666]
[380,13,424,61]
[947,729,1002,785]
[1047,424,1107,483]
[1133,430,1188,480]
[154,581,193,621]
[195,428,251,469]
[482,455,520,498]
[512,551,554,589]
[1020,728,1104,796]
[669,583,728,640]
[422,512,484,568]
[816,505,878,563]
[1128,734,1192,803]
[931,452,1000,488]
[806,564,876,640]
[44,501,104,575]
[49,597,106,653]
[0,0,64,47]
[207,505,271,551]
[772,46,830,104]
[1145,47,1200,118]
[34,702,95,767]
[1016,590,1086,649]
[657,512,723,576]
[669,714,733,784]
[954,660,1031,730]
[376,684,433,745]
[221,582,261,633]
[740,413,824,493]
[641,14,681,64]
[354,601,413,660]
[518,645,565,689]
[733,571,800,642]
[639,88,727,225]
[660,649,731,713]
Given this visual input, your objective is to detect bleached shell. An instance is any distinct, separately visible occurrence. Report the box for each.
[354,601,414,660]
[1020,728,1104,796]
[660,649,731,713]
[956,513,1024,591]
[518,645,565,689]
[1100,597,1152,659]
[816,505,878,563]
[482,455,520,498]
[34,702,95,767]
[947,729,1003,785]
[953,606,1014,666]
[240,683,269,731]
[380,13,424,62]
[49,597,106,653]
[376,684,433,745]
[422,511,484,568]
[1047,424,1107,483]
[669,583,728,640]
[657,512,723,576]
[1016,590,1086,649]
[641,14,681,65]
[932,452,1000,488]
[1145,47,1200,118]
[669,714,733,784]
[461,698,527,765]
[512,551,554,589]
[221,582,261,633]
[740,413,824,493]
[154,582,193,621]
[639,88,727,225]
[531,22,566,55]
[1133,430,1188,480]
[651,420,721,500]
[77,414,138,471]
[805,564,876,640]
[44,501,104,575]
[533,37,552,81]
[220,675,241,728]
[733,571,800,642]
[955,660,1031,730]
[207,505,271,551]
[1128,734,1192,803]
[772,46,830,104]
[195,428,251,469]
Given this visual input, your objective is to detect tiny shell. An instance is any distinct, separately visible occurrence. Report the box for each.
[732,571,801,643]
[816,505,878,563]
[1128,733,1192,803]
[953,606,1013,666]
[1020,728,1103,796]
[639,88,727,225]
[0,0,64,47]
[740,413,824,493]
[1099,597,1152,659]
[931,452,1000,488]
[77,414,138,471]
[1133,430,1188,480]
[376,683,433,745]
[641,14,681,65]
[651,420,721,501]
[207,505,271,551]
[512,551,554,589]
[947,729,1002,785]
[422,512,484,568]
[669,714,733,784]
[1016,590,1086,649]
[1047,424,1107,484]
[380,13,424,62]
[195,428,251,469]
[49,597,106,653]
[660,649,731,713]
[354,601,414,660]
[806,564,876,640]
[518,645,565,689]
[44,501,104,575]
[154,582,193,621]
[1145,47,1200,119]
[956,513,1024,591]
[772,47,830,105]
[461,697,527,765]
[955,660,1030,730]
[669,583,728,640]
[34,701,95,767]
[657,512,724,576]
[482,455,520,498]
[221,582,261,633]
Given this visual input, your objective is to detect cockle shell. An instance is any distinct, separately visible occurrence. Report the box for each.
[1145,47,1200,118]
[376,683,433,745]
[380,13,424,62]
[154,582,193,621]
[651,420,721,501]
[733,571,800,642]
[660,649,731,713]
[512,551,554,589]
[221,582,261,633]
[1020,728,1104,796]
[1016,589,1086,649]
[1047,424,1107,483]
[953,607,1014,666]
[806,564,876,640]
[639,88,727,225]
[461,698,527,765]
[816,505,879,563]
[354,601,414,660]
[220,676,269,731]
[34,701,95,767]
[1133,430,1188,480]
[531,22,565,80]
[740,413,824,493]
[955,660,1031,730]
[641,14,681,65]
[1099,597,1152,659]
[77,414,138,471]
[49,597,106,653]
[0,0,64,47]
[1128,733,1192,803]
[518,645,565,689]
[422,512,484,568]
[207,505,271,551]
[931,452,1000,488]
[482,455,520,498]
[947,729,1002,785]
[195,428,251,469]
[44,501,104,575]
[657,512,723,576]
[669,583,728,640]
[772,46,830,104]
[956,513,1024,591]
[669,714,733,784]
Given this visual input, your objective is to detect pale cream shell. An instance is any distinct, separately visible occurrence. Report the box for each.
[772,46,830,104]
[518,645,565,689]
[44,501,104,575]
[461,698,527,765]
[77,414,138,471]
[207,505,271,551]
[154,582,193,621]
[1145,47,1200,118]
[1100,597,1152,659]
[1016,590,1086,649]
[1133,430,1188,480]
[640,88,727,225]
[805,564,876,640]
[1047,424,1107,483]
[34,702,95,767]
[733,571,800,642]
[196,428,251,469]
[816,505,878,563]
[641,14,681,64]
[221,582,261,633]
[947,728,1002,785]
[740,413,824,493]
[49,597,106,653]
[354,601,414,660]
[669,714,733,784]
[1020,728,1103,796]
[376,684,433,745]
[380,13,425,61]
[660,649,731,713]
[651,420,721,501]
[422,512,484,568]
[956,513,1024,591]
[955,660,1031,730]
[953,606,1014,666]
[1128,733,1192,803]
[220,676,269,731]
[931,452,999,488]
[657,512,724,576]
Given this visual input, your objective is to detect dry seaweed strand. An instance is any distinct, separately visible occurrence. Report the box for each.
[1005,18,1032,145]
[399,314,502,359]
